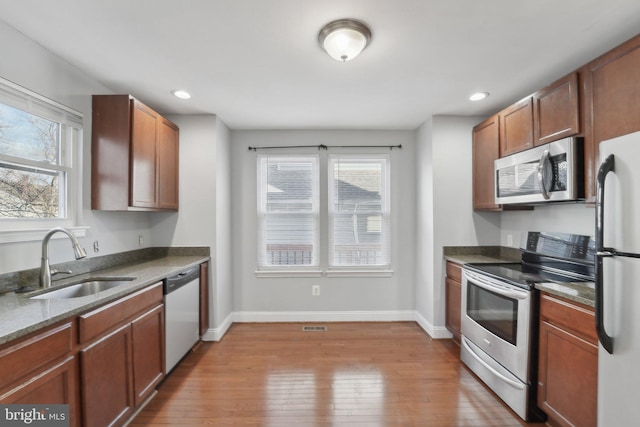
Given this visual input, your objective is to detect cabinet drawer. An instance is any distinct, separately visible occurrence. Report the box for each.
[79,283,163,343]
[445,261,462,283]
[540,293,597,344]
[0,321,74,387]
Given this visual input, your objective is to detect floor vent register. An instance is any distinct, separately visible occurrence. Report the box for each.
[302,325,328,332]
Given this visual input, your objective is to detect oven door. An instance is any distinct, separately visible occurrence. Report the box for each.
[461,268,532,382]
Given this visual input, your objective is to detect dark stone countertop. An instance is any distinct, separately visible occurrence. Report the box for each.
[0,249,210,346]
[535,282,595,308]
[443,245,521,265]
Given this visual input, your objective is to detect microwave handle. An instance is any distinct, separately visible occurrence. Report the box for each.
[537,149,551,200]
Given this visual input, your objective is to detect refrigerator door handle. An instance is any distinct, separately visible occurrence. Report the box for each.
[595,154,615,354]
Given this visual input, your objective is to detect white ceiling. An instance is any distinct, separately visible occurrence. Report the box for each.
[1,0,640,130]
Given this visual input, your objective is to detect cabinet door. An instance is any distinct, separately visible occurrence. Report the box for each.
[157,118,179,210]
[534,72,580,146]
[445,262,462,344]
[538,294,597,427]
[200,262,210,337]
[91,95,133,210]
[1,357,79,427]
[583,33,640,202]
[131,99,158,208]
[472,115,501,211]
[499,97,534,156]
[131,304,165,407]
[445,277,461,343]
[538,320,597,427]
[81,324,134,427]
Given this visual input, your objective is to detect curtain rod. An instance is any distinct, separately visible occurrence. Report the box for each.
[248,144,402,151]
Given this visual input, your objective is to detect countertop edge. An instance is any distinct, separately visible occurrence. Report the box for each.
[535,282,596,308]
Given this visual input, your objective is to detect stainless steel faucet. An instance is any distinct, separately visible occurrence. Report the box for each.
[40,227,88,288]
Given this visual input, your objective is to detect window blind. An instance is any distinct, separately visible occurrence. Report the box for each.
[257,154,320,268]
[328,155,390,268]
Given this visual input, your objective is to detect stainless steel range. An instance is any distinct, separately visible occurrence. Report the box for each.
[461,232,595,421]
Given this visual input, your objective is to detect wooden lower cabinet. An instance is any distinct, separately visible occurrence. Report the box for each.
[0,279,177,426]
[0,321,80,427]
[199,261,210,337]
[537,292,597,427]
[79,283,165,427]
[445,261,462,344]
[132,304,165,406]
[81,324,134,427]
[1,356,79,427]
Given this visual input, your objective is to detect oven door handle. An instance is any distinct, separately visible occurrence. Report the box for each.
[464,271,529,300]
[461,336,525,390]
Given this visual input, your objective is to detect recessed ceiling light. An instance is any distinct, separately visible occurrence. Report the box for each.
[469,92,489,101]
[171,90,191,99]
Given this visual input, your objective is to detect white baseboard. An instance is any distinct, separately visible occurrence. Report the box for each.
[232,310,416,323]
[414,310,454,339]
[202,310,452,341]
[201,312,233,342]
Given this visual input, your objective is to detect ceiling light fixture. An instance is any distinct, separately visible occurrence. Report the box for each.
[318,19,372,62]
[469,92,489,101]
[171,89,191,100]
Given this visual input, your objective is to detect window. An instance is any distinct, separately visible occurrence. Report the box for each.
[256,151,391,275]
[257,155,320,269]
[0,77,83,237]
[328,155,390,268]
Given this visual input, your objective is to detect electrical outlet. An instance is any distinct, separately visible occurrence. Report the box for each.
[312,285,320,296]
[138,235,144,247]
[507,234,513,247]
[93,240,100,253]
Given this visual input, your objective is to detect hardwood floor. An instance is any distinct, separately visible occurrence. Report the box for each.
[130,322,546,426]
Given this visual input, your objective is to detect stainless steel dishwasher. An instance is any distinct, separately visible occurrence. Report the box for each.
[164,265,200,373]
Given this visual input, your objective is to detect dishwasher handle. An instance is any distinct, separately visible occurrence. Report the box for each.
[164,266,200,294]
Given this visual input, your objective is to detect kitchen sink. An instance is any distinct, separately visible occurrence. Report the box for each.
[30,278,136,299]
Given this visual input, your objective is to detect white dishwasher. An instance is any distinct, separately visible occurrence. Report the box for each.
[164,265,200,373]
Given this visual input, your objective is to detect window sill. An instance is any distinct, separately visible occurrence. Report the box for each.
[254,268,394,278]
[0,226,89,244]
[255,269,323,278]
[325,269,394,278]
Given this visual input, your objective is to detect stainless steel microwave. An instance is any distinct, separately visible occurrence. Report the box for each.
[494,137,583,205]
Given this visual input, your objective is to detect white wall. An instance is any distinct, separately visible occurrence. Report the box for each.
[414,116,501,335]
[500,204,595,248]
[214,118,233,330]
[0,20,153,274]
[230,130,416,320]
[149,115,233,337]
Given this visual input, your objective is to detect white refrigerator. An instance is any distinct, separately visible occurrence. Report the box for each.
[596,131,640,426]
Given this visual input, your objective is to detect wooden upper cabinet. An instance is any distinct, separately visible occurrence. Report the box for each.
[583,33,640,203]
[131,100,159,208]
[92,94,179,211]
[157,118,179,210]
[499,96,534,156]
[473,115,501,211]
[533,72,581,146]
